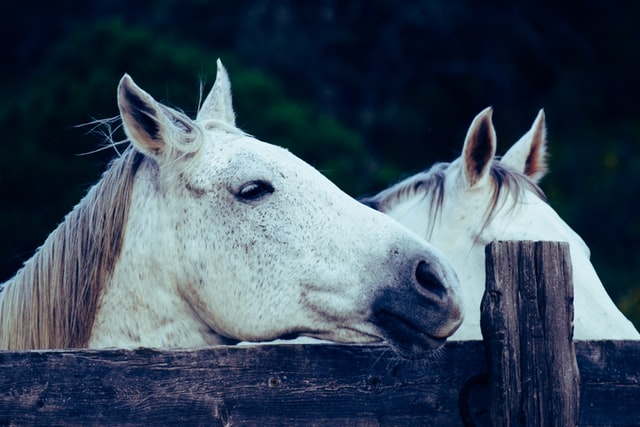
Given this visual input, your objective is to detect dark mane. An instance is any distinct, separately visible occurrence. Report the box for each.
[486,160,546,226]
[360,161,546,237]
[361,162,446,206]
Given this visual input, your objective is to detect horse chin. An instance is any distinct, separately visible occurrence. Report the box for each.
[373,311,449,359]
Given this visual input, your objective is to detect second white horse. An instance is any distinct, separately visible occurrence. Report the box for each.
[362,108,639,340]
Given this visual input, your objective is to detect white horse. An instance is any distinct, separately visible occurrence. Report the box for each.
[362,107,640,340]
[0,60,463,357]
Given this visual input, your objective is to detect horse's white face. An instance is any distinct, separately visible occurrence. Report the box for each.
[363,107,640,340]
[88,61,463,357]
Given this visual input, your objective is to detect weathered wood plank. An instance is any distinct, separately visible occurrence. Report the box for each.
[481,241,580,426]
[0,342,487,426]
[576,340,640,426]
[0,341,638,426]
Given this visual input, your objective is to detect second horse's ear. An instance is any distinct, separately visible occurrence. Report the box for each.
[118,74,197,162]
[502,109,548,183]
[461,107,496,188]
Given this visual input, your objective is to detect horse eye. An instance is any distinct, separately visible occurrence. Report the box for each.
[237,180,274,201]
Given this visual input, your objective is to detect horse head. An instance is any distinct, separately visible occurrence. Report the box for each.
[84,60,464,357]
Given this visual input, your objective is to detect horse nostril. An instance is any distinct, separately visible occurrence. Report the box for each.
[415,260,446,300]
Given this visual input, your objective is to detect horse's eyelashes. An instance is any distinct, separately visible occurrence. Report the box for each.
[237,180,274,201]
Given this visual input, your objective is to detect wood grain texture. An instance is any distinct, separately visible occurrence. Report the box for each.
[0,342,638,426]
[481,241,579,427]
[0,342,487,426]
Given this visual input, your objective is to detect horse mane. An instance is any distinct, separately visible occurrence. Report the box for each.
[0,147,144,350]
[361,160,546,239]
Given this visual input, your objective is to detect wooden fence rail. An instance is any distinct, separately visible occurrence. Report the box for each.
[0,241,639,426]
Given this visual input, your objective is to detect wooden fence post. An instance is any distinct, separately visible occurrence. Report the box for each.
[480,241,579,427]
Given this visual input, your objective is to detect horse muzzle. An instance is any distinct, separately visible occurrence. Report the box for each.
[370,259,463,358]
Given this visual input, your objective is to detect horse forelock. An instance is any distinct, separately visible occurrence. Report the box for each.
[0,147,143,349]
[483,161,546,227]
[198,118,249,137]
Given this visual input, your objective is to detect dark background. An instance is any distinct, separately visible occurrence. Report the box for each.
[2,1,639,327]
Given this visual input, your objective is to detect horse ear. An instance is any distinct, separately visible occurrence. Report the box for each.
[502,109,548,182]
[196,59,236,125]
[118,74,196,160]
[461,107,496,188]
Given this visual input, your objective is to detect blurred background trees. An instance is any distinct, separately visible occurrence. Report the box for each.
[1,0,639,326]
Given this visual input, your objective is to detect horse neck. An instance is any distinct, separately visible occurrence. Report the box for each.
[0,149,142,350]
[463,189,640,339]
[426,183,563,339]
[409,175,639,340]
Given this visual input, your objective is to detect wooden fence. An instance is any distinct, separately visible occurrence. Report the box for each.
[1,241,639,426]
